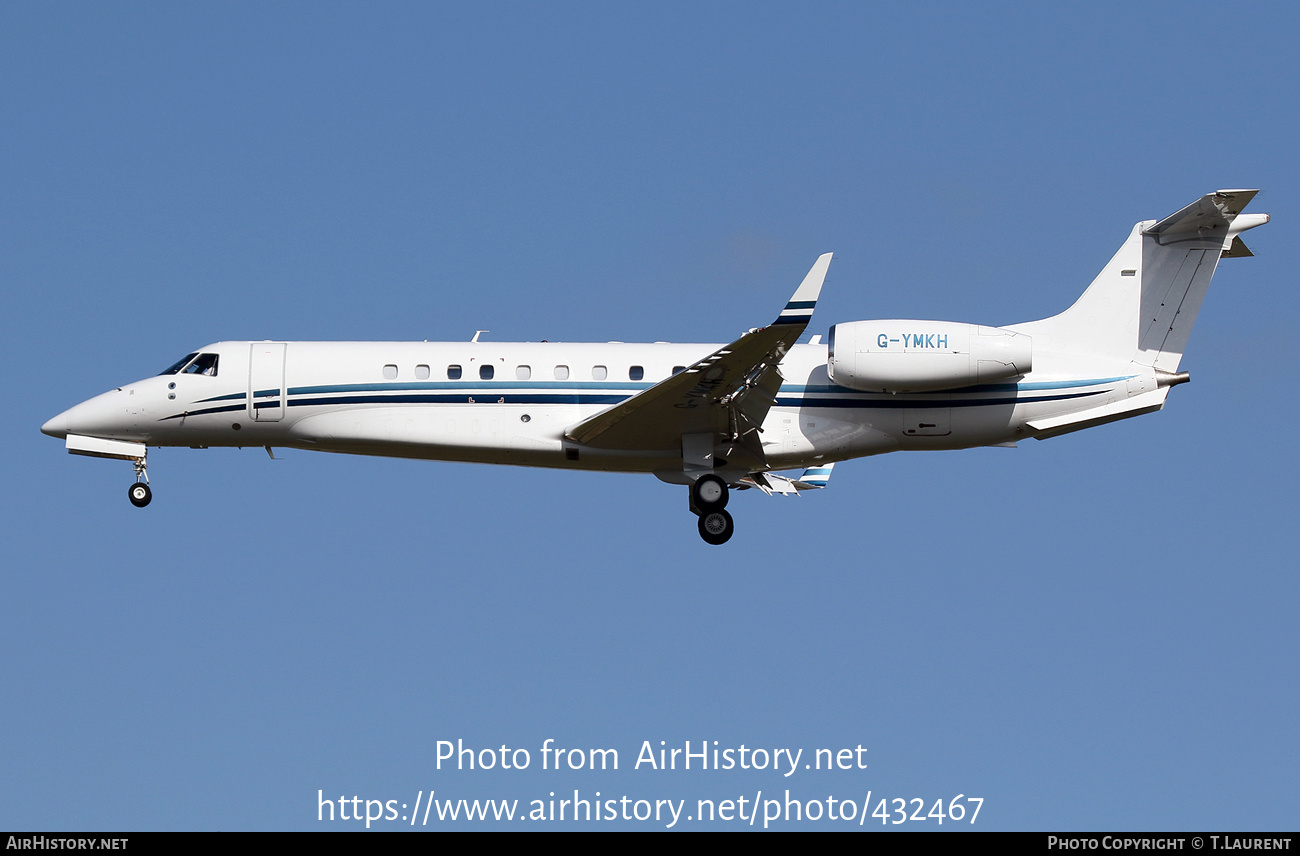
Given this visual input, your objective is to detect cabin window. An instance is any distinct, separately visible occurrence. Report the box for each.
[383,364,398,380]
[480,364,494,380]
[516,365,531,380]
[415,364,430,380]
[592,365,607,381]
[629,366,644,381]
[554,365,569,380]
[448,365,462,380]
[672,365,685,375]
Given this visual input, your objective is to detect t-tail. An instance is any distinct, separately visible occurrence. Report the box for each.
[1015,190,1269,374]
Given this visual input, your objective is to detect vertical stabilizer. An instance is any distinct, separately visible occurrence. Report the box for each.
[1017,191,1267,370]
[1138,190,1264,371]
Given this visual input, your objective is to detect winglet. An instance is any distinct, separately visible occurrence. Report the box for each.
[794,462,834,488]
[739,462,836,495]
[773,252,832,326]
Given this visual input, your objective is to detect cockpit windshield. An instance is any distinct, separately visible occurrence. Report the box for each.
[160,354,199,375]
[159,352,219,377]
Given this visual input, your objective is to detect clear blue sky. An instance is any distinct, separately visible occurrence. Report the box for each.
[3,3,1296,830]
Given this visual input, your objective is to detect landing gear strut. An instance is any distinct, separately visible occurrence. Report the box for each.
[128,456,151,508]
[690,475,733,545]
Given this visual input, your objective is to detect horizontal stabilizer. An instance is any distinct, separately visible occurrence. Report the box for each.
[1222,236,1254,258]
[1144,189,1258,240]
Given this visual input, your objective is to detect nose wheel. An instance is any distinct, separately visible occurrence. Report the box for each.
[128,482,152,507]
[128,455,151,507]
[690,475,734,544]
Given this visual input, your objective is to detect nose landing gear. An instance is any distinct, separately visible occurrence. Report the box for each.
[690,474,734,545]
[128,455,151,507]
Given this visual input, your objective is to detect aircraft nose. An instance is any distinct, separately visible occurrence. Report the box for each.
[42,389,136,441]
[41,411,69,439]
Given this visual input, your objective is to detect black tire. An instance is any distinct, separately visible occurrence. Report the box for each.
[697,509,734,545]
[128,482,152,508]
[691,474,729,511]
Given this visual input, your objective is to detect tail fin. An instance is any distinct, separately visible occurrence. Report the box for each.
[1019,190,1269,370]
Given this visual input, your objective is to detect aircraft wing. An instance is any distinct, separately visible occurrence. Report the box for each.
[564,253,831,463]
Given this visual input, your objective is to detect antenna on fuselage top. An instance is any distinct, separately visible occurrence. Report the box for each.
[471,330,489,343]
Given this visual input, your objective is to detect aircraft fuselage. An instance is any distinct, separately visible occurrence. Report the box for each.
[44,338,1153,474]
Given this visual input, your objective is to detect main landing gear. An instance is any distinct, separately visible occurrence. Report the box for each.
[690,474,734,545]
[127,455,151,508]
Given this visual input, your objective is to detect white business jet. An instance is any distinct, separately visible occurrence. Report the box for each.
[43,191,1268,544]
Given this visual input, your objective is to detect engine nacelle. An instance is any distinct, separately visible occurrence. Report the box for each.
[828,320,1032,393]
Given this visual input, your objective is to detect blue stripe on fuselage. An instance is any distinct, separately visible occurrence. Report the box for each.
[171,377,1125,421]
